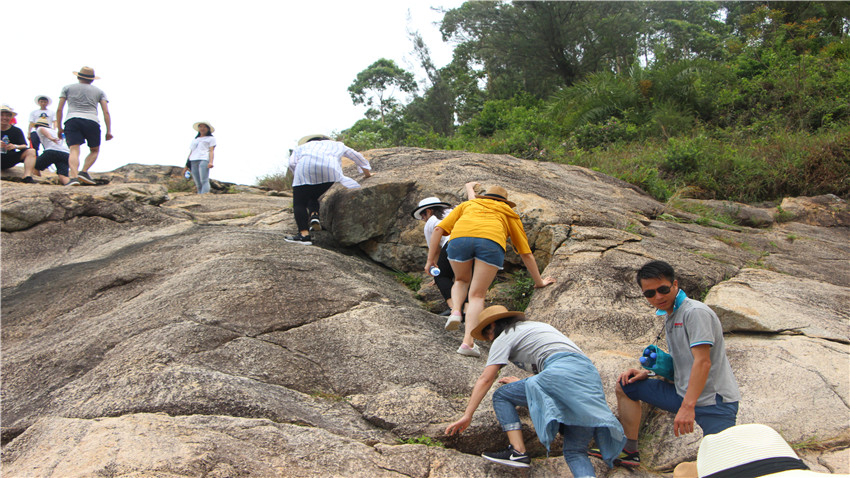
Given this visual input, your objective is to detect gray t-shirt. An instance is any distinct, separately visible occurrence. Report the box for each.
[666,298,741,406]
[486,321,583,374]
[60,83,108,124]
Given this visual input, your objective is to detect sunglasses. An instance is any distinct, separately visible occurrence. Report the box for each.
[642,285,672,298]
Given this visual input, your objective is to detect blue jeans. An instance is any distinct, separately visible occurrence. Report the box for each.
[621,378,738,435]
[493,379,596,478]
[189,160,210,194]
[446,237,505,269]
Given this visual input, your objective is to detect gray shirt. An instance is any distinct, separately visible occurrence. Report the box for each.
[666,298,741,406]
[60,83,108,124]
[486,321,583,374]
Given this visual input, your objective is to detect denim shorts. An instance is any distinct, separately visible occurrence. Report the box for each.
[621,378,738,435]
[63,118,101,147]
[446,237,505,269]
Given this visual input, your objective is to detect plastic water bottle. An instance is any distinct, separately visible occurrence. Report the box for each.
[429,266,440,276]
[641,347,656,367]
[184,170,191,179]
[1,135,9,153]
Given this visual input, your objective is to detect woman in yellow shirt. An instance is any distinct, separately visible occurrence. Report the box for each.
[426,182,554,357]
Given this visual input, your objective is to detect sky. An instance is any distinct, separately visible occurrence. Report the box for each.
[4,0,464,186]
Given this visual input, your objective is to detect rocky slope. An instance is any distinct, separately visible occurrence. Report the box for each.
[2,151,848,477]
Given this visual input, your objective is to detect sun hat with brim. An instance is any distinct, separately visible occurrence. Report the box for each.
[34,95,52,106]
[1,105,17,116]
[476,185,516,208]
[411,197,452,219]
[471,305,525,341]
[34,117,51,128]
[298,134,331,146]
[696,424,830,478]
[193,121,215,133]
[73,66,100,80]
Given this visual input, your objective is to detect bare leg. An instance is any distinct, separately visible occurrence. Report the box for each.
[615,382,642,440]
[57,175,70,185]
[448,260,472,317]
[68,145,81,178]
[461,259,499,348]
[81,146,99,173]
[506,429,527,453]
[22,149,37,177]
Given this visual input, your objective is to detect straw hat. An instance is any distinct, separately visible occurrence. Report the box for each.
[471,305,525,341]
[694,424,835,478]
[1,105,17,116]
[73,66,100,80]
[298,134,331,146]
[411,197,451,219]
[477,185,516,208]
[193,121,215,133]
[34,117,51,127]
[34,95,52,106]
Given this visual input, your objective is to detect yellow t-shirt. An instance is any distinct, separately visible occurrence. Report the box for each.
[437,198,532,254]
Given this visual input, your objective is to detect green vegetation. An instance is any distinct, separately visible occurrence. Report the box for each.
[507,270,535,312]
[397,436,445,447]
[392,270,423,292]
[337,2,849,204]
[165,177,196,193]
[256,171,293,192]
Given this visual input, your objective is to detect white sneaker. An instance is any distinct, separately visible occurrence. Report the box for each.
[444,313,462,331]
[457,343,480,357]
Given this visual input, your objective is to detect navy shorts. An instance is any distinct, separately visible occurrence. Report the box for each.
[446,237,505,269]
[63,118,101,147]
[36,150,70,176]
[2,151,25,170]
[621,378,738,435]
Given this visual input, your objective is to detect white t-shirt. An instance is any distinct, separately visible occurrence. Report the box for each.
[189,136,217,161]
[35,127,69,154]
[424,209,452,248]
[29,109,55,131]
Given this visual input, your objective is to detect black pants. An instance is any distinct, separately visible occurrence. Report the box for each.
[30,131,42,153]
[434,243,455,303]
[292,182,334,232]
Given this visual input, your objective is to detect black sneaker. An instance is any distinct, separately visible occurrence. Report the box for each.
[65,178,81,187]
[284,234,312,245]
[22,176,36,184]
[588,447,640,467]
[77,171,96,185]
[482,445,531,468]
[309,213,321,231]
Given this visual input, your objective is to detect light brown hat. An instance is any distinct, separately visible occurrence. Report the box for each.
[193,121,215,133]
[1,105,17,116]
[34,117,51,127]
[73,66,100,80]
[471,305,525,341]
[477,185,516,208]
[298,134,331,146]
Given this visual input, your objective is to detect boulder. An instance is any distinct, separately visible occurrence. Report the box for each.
[675,198,775,228]
[779,194,850,227]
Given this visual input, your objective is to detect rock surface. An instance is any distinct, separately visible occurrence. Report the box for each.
[2,151,848,477]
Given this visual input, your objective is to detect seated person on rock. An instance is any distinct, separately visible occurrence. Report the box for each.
[1,105,37,181]
[32,117,72,185]
[593,260,740,467]
[445,305,626,477]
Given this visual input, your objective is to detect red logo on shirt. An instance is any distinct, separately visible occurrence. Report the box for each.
[673,322,684,327]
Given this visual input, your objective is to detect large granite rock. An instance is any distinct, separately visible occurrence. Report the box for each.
[2,154,848,477]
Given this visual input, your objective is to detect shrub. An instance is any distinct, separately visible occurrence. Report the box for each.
[256,171,293,191]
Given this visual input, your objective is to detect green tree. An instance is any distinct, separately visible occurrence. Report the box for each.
[348,59,416,123]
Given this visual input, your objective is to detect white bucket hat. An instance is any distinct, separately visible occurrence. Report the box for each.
[34,95,52,106]
[411,197,451,219]
[298,134,331,146]
[193,121,215,133]
[696,424,839,478]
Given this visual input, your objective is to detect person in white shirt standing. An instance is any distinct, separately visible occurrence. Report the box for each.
[28,95,55,154]
[187,121,216,194]
[56,66,112,186]
[284,134,372,245]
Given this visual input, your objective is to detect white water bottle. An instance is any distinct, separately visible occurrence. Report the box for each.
[429,266,440,276]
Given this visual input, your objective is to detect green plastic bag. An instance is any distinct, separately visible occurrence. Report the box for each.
[640,344,674,381]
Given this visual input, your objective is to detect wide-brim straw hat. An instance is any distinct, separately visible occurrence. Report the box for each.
[298,134,331,146]
[694,424,832,478]
[471,305,525,341]
[193,121,215,133]
[73,66,101,80]
[411,197,451,219]
[34,95,52,106]
[1,105,17,116]
[476,185,516,208]
[34,117,51,127]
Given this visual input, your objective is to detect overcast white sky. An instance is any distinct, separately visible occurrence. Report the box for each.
[4,0,463,185]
